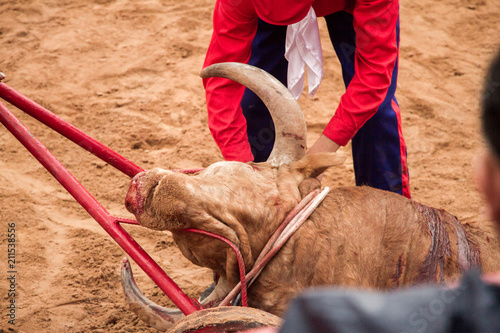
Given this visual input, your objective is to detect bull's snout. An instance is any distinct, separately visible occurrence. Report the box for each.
[125,171,146,216]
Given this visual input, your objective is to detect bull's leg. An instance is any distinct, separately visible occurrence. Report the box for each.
[197,277,231,307]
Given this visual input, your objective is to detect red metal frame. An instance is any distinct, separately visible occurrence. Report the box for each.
[0,78,200,315]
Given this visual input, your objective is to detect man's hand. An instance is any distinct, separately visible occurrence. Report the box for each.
[306,134,340,155]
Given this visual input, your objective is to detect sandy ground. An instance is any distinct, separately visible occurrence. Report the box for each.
[0,0,499,332]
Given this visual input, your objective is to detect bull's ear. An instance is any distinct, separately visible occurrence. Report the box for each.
[289,152,346,179]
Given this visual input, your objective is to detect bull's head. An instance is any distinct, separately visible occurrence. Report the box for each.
[123,62,345,330]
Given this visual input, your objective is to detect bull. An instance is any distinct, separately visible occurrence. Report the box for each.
[123,62,500,330]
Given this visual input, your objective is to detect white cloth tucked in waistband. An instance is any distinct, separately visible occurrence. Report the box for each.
[285,7,324,100]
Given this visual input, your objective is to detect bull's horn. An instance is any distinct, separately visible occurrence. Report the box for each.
[200,62,307,165]
[121,257,184,331]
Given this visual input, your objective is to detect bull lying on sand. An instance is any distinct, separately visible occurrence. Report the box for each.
[123,63,500,330]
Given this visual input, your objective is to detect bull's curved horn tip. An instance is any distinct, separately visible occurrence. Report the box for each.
[120,257,184,331]
[199,63,225,78]
[122,257,129,267]
[199,62,256,79]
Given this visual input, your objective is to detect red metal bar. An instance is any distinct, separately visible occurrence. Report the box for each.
[0,101,199,315]
[0,82,143,178]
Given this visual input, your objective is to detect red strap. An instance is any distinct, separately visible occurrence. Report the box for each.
[180,228,248,307]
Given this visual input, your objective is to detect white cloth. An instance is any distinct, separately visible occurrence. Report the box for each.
[285,7,324,100]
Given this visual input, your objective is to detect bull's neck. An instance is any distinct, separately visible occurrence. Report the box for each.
[245,205,292,265]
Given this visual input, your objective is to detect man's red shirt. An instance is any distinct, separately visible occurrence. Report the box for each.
[203,0,399,162]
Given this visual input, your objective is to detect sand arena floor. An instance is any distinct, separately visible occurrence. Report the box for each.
[0,0,499,331]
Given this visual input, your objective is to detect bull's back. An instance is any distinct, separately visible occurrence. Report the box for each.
[251,186,482,315]
[302,187,442,288]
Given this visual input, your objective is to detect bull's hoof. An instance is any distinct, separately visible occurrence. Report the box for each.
[167,306,282,333]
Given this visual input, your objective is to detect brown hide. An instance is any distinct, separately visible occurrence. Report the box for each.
[125,153,500,317]
[249,187,489,315]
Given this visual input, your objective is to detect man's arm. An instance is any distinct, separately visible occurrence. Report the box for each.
[321,0,399,147]
[202,0,259,162]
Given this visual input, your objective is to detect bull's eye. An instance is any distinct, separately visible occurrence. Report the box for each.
[145,183,159,211]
